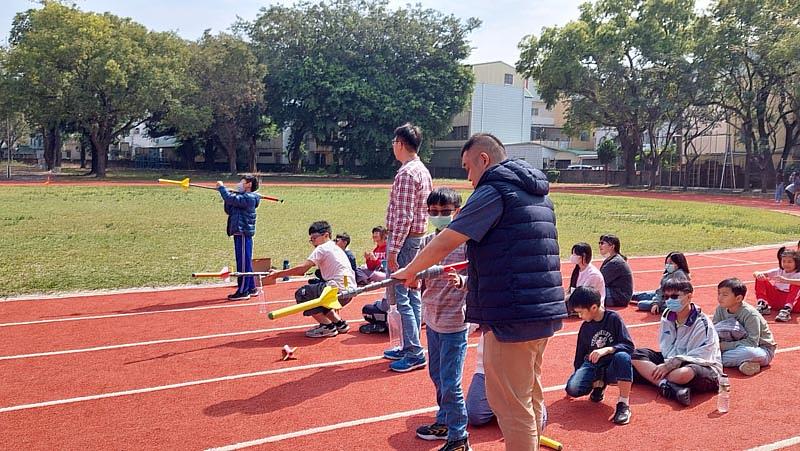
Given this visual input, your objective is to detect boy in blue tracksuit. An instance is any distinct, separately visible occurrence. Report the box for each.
[217,175,260,300]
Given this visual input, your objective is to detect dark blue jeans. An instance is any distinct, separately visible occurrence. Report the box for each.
[233,234,254,293]
[565,352,632,398]
[427,327,469,441]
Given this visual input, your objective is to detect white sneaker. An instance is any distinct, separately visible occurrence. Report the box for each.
[776,308,791,322]
[305,324,338,338]
[756,300,771,315]
[738,361,761,376]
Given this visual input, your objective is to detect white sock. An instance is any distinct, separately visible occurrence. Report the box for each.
[618,396,630,406]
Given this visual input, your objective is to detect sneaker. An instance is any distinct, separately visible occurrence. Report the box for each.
[383,347,404,360]
[334,320,350,334]
[227,292,251,301]
[305,323,338,338]
[389,355,427,373]
[248,288,261,296]
[415,423,448,441]
[438,438,471,451]
[359,322,388,334]
[776,308,792,322]
[612,402,631,425]
[589,385,606,403]
[738,361,761,376]
[756,300,771,315]
[659,380,691,406]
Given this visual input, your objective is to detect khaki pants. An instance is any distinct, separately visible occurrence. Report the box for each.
[484,332,548,451]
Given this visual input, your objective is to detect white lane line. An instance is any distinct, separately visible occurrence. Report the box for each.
[0,320,359,361]
[747,435,800,451]
[0,299,296,328]
[207,346,800,450]
[1,260,771,328]
[701,254,761,265]
[206,385,573,451]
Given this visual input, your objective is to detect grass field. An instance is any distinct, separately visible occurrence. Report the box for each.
[1,184,797,297]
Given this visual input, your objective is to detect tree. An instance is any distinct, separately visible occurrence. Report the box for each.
[8,2,191,177]
[596,139,619,184]
[517,0,700,186]
[245,0,479,174]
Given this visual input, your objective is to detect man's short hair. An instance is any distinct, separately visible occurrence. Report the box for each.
[308,221,332,236]
[663,278,694,294]
[569,286,602,310]
[394,123,422,151]
[461,133,507,163]
[427,187,462,208]
[718,278,747,297]
[335,233,351,246]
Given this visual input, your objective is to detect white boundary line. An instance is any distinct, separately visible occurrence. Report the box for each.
[746,435,800,451]
[0,261,771,328]
[207,346,800,451]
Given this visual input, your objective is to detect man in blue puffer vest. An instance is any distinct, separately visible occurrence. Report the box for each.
[393,133,566,451]
[217,175,261,301]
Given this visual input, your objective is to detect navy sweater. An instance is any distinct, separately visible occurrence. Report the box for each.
[573,309,635,370]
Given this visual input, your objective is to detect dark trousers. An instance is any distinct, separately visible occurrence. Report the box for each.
[234,235,255,293]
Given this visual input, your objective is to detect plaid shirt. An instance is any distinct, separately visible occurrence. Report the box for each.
[385,157,432,254]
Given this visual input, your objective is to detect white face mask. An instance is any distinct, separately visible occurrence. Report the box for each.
[236,182,246,192]
[665,263,677,273]
[569,254,582,264]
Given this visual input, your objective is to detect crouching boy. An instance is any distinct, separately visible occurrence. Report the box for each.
[565,286,634,425]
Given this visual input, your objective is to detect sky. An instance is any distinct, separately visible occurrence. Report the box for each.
[0,0,590,65]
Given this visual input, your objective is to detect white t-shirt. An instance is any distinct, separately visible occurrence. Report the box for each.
[307,240,357,291]
[764,268,800,292]
[576,263,606,306]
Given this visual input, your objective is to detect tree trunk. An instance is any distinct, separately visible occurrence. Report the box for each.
[203,138,216,171]
[43,125,56,171]
[288,125,306,173]
[89,129,110,178]
[617,124,640,186]
[53,131,62,170]
[80,138,87,169]
[248,136,257,173]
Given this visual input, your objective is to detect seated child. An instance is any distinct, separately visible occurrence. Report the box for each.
[565,242,606,314]
[634,251,691,313]
[412,187,470,450]
[565,286,634,425]
[334,233,358,273]
[357,226,388,285]
[631,279,722,406]
[713,278,777,376]
[267,221,356,338]
[754,249,800,322]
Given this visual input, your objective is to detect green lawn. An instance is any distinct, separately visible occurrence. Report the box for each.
[1,184,796,296]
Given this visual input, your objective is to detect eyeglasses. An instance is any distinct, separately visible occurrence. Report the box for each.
[391,138,399,144]
[664,293,685,299]
[309,233,323,242]
[427,209,454,216]
[598,241,608,245]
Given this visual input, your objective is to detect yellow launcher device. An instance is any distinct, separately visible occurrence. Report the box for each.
[268,286,342,320]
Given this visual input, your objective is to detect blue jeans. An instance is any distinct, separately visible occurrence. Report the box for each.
[633,291,657,311]
[427,327,469,441]
[388,236,424,359]
[565,352,632,398]
[721,346,775,368]
[775,183,785,202]
[234,235,255,293]
[466,373,494,426]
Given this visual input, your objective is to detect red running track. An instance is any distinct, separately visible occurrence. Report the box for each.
[1,245,800,450]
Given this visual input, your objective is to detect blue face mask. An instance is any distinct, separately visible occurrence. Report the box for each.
[665,297,685,312]
[429,215,452,230]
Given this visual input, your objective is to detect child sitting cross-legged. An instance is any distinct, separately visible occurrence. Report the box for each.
[633,251,690,314]
[754,249,800,322]
[713,278,777,376]
[565,286,635,425]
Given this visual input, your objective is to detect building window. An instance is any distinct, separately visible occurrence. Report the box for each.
[447,125,469,140]
[531,127,546,141]
[580,131,590,141]
[532,107,539,116]
[504,74,513,85]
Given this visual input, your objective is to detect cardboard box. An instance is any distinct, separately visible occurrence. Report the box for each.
[252,257,276,285]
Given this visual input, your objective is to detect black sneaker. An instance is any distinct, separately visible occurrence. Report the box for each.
[416,423,448,441]
[359,322,388,334]
[248,288,261,296]
[227,292,250,301]
[659,380,691,406]
[612,402,631,425]
[438,438,471,451]
[334,320,350,333]
[590,385,606,403]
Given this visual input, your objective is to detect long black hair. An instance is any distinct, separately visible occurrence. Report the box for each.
[569,242,593,289]
[665,251,690,276]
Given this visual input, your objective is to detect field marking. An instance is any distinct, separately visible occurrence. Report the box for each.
[1,260,772,328]
[701,254,761,265]
[747,435,800,451]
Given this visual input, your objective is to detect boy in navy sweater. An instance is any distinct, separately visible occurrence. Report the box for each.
[565,286,635,425]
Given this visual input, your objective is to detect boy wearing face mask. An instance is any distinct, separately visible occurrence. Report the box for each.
[413,187,471,451]
[217,175,261,301]
[633,252,691,314]
[631,279,723,406]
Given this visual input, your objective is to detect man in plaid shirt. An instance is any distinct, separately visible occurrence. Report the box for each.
[383,122,432,373]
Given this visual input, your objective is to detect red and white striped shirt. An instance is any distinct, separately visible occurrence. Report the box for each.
[385,157,432,254]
